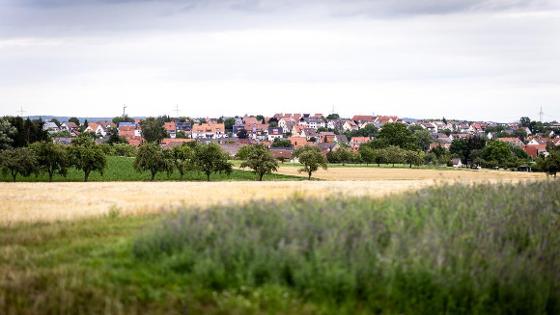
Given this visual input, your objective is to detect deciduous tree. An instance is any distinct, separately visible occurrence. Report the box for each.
[239,144,279,181]
[134,142,173,181]
[193,143,232,181]
[30,141,69,182]
[0,147,38,182]
[294,145,327,180]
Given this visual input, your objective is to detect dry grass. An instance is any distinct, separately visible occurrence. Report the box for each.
[0,168,545,224]
[276,166,545,181]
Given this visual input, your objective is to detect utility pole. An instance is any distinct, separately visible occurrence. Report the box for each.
[122,104,127,117]
[539,106,544,122]
[16,106,26,117]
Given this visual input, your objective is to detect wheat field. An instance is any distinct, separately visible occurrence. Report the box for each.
[0,167,545,224]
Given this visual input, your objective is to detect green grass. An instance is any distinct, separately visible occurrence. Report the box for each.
[1,181,559,314]
[0,156,303,182]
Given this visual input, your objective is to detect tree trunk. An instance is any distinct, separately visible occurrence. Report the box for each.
[11,171,16,182]
[308,171,312,180]
[84,170,90,182]
[48,170,53,182]
[258,173,264,181]
[150,170,156,181]
[206,172,211,181]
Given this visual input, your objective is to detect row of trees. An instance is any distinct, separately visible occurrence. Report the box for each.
[0,135,107,182]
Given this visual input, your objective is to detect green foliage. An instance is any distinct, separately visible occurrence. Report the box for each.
[239,144,279,181]
[536,151,560,176]
[68,117,80,126]
[0,147,38,182]
[68,141,107,182]
[134,142,173,180]
[326,113,340,120]
[476,141,522,169]
[29,141,69,182]
[133,181,560,315]
[4,116,48,147]
[294,145,327,179]
[256,115,265,123]
[193,143,233,181]
[171,144,195,179]
[106,126,128,145]
[404,150,425,168]
[326,146,355,165]
[0,118,16,150]
[140,117,167,143]
[271,138,292,148]
[112,115,134,124]
[385,145,406,166]
[450,136,486,165]
[344,124,378,140]
[358,145,376,165]
[224,117,236,132]
[376,123,415,149]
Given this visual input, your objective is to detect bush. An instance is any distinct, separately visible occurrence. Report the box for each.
[133,181,560,314]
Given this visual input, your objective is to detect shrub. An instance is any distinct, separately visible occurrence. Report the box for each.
[134,181,560,314]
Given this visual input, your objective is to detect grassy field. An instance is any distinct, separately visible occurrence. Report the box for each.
[275,165,545,181]
[0,156,301,182]
[1,181,559,314]
[0,181,435,224]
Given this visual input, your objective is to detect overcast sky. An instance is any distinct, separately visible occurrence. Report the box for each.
[0,0,559,122]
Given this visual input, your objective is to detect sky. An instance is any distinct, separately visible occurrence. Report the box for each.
[0,0,559,122]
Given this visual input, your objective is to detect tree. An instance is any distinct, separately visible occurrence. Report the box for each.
[140,117,166,143]
[30,142,69,182]
[412,128,432,151]
[68,117,80,126]
[326,113,340,120]
[294,146,327,180]
[0,147,38,182]
[81,119,89,132]
[256,115,265,123]
[237,129,249,139]
[0,118,16,150]
[106,126,127,145]
[327,146,354,165]
[375,123,415,149]
[224,117,236,132]
[68,141,107,182]
[479,141,519,169]
[267,117,279,128]
[450,136,486,165]
[536,152,560,177]
[193,143,232,181]
[429,146,451,165]
[238,144,279,181]
[404,150,425,168]
[359,145,376,166]
[520,117,531,128]
[112,115,134,125]
[134,142,174,181]
[385,145,405,167]
[6,117,47,147]
[271,138,292,148]
[171,144,194,179]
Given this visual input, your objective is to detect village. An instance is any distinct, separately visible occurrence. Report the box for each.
[39,112,560,164]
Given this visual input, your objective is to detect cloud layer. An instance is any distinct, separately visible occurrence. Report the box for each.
[0,0,559,121]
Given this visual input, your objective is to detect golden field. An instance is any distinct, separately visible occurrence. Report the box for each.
[0,167,545,224]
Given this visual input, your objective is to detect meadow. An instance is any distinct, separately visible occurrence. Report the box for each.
[1,181,559,314]
[0,156,301,182]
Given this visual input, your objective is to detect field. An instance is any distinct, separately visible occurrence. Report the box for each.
[0,156,301,182]
[1,181,559,314]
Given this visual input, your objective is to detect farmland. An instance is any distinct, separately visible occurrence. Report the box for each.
[1,181,559,314]
[0,156,300,182]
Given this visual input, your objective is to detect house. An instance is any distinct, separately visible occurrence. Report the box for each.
[176,121,191,132]
[60,122,80,135]
[318,131,336,144]
[118,122,143,146]
[523,144,548,158]
[191,123,226,139]
[335,134,349,145]
[326,119,343,131]
[301,128,318,141]
[42,121,60,133]
[290,136,308,148]
[164,121,177,139]
[352,115,374,124]
[270,147,293,161]
[451,158,463,168]
[374,115,398,126]
[160,138,193,149]
[307,116,326,130]
[349,137,370,149]
[219,143,245,157]
[497,137,524,147]
[342,120,359,132]
[267,127,284,141]
[85,121,112,137]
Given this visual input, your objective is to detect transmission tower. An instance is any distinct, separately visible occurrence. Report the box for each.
[539,106,544,122]
[122,104,127,117]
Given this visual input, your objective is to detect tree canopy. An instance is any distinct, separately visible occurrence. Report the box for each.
[294,145,327,180]
[238,144,279,181]
[193,143,232,181]
[134,142,174,180]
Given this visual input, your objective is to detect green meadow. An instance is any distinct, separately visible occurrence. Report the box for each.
[1,181,559,314]
[0,156,302,182]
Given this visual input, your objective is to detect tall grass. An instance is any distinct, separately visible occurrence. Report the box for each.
[134,181,560,314]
